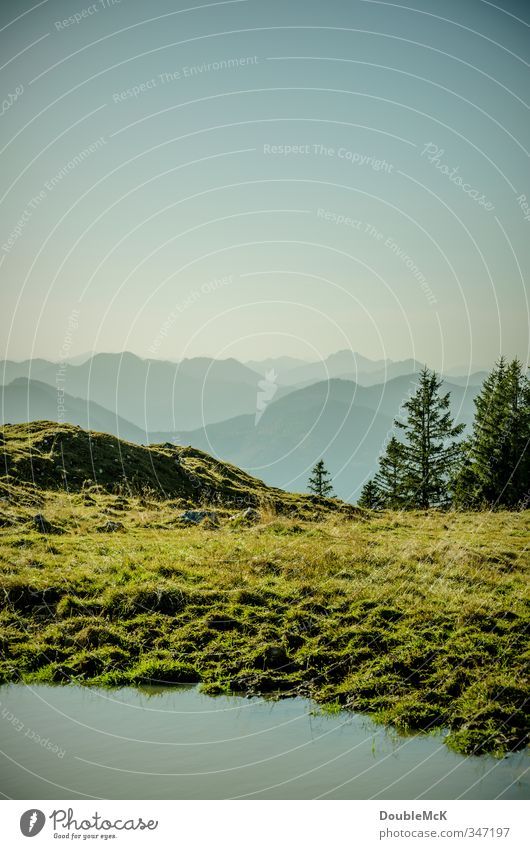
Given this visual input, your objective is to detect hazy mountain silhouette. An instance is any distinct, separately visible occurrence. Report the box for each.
[276,350,424,386]
[0,353,273,431]
[175,397,390,500]
[438,372,488,387]
[245,356,310,375]
[1,378,153,443]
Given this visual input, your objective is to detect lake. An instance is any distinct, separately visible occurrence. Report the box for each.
[0,684,528,799]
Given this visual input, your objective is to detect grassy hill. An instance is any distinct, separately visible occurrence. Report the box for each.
[0,421,354,518]
[0,422,528,758]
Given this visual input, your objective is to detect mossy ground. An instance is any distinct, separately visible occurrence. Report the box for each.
[0,479,528,758]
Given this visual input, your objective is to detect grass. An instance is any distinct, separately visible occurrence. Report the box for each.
[0,481,528,757]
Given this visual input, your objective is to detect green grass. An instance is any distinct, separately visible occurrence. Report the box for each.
[0,477,528,757]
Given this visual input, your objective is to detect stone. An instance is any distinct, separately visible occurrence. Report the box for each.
[229,507,261,524]
[96,520,124,533]
[179,510,219,526]
[241,507,260,523]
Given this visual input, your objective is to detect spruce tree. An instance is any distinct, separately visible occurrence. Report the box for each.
[374,435,407,507]
[308,459,334,497]
[396,367,464,508]
[453,358,530,508]
[504,358,530,505]
[358,478,382,509]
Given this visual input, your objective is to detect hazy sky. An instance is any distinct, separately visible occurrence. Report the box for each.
[1,0,529,370]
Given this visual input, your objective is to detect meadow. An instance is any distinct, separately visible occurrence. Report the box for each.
[1,478,528,758]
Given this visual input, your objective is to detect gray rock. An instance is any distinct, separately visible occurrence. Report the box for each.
[241,507,260,523]
[180,510,219,526]
[229,507,261,524]
[97,520,124,533]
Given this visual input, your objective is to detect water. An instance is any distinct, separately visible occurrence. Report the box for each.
[0,684,528,799]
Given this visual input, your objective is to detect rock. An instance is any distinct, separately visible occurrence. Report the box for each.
[33,514,64,534]
[242,507,260,523]
[96,520,124,533]
[229,507,261,524]
[179,510,219,526]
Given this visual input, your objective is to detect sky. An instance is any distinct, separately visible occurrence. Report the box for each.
[1,0,529,371]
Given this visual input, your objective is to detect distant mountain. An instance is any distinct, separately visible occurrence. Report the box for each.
[0,358,58,385]
[0,353,272,431]
[344,360,423,386]
[176,375,480,500]
[245,356,311,375]
[278,350,424,386]
[439,372,488,387]
[177,392,392,501]
[64,351,96,366]
[442,364,491,376]
[337,373,479,423]
[1,378,152,444]
[1,353,488,430]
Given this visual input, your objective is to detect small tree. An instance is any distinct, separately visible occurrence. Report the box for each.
[358,479,382,509]
[308,459,334,497]
[396,367,464,508]
[373,435,407,508]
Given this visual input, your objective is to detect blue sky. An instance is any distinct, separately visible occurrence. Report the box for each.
[1,0,529,370]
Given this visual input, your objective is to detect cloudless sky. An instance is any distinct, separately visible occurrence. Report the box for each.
[1,0,529,371]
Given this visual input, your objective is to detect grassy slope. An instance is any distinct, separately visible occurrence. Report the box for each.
[0,421,353,518]
[0,479,528,756]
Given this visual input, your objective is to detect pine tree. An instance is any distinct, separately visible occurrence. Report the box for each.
[504,358,530,505]
[358,479,382,509]
[396,367,465,508]
[308,459,334,497]
[453,358,530,508]
[468,357,508,504]
[373,435,407,508]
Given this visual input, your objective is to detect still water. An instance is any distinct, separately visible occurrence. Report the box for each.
[0,684,528,799]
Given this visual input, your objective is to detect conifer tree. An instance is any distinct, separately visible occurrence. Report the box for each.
[308,459,334,497]
[396,367,464,508]
[358,478,382,509]
[373,435,407,508]
[453,358,530,507]
[504,358,530,505]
